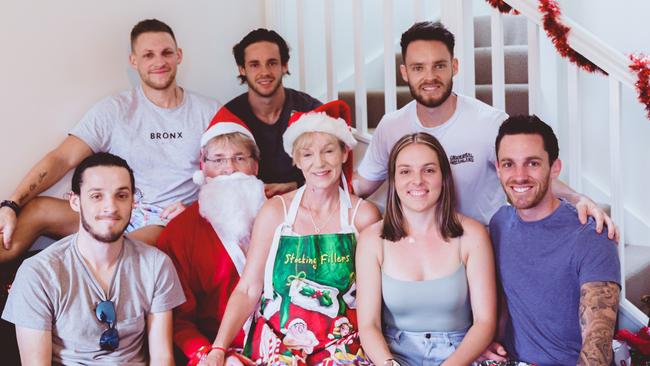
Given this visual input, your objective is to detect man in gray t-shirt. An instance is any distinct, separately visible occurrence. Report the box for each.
[2,152,185,365]
[0,19,219,264]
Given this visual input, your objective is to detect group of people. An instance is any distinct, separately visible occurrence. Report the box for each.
[0,17,621,366]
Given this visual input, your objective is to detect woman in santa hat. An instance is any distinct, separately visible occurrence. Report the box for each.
[202,100,381,366]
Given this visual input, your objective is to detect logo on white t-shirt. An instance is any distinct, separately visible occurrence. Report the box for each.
[449,153,474,165]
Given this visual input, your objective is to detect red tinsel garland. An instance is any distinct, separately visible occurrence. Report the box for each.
[485,0,650,120]
[538,0,604,74]
[484,0,518,15]
[629,54,650,119]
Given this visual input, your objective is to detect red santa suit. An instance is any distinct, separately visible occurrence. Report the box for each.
[156,202,244,359]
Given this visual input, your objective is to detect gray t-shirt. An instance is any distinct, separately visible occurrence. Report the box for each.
[70,86,219,208]
[2,235,186,365]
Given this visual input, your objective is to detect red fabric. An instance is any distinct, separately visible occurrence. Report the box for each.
[156,202,244,359]
[206,107,252,136]
[616,327,650,356]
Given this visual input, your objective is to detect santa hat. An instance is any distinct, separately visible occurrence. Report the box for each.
[283,100,356,193]
[283,100,356,157]
[333,317,351,328]
[193,107,256,185]
[281,318,308,334]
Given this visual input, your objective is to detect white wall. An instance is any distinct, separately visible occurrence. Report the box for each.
[0,1,265,198]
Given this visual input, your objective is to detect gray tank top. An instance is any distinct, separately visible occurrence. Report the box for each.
[381,241,472,332]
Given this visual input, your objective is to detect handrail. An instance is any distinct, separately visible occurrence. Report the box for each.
[503,0,636,88]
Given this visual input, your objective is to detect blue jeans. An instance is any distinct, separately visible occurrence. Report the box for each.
[384,325,468,366]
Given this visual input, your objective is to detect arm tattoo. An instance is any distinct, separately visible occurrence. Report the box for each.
[578,281,619,366]
[18,171,48,205]
[17,193,28,205]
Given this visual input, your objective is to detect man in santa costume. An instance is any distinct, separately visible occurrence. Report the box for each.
[156,108,266,365]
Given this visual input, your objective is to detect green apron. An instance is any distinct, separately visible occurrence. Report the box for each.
[245,186,370,365]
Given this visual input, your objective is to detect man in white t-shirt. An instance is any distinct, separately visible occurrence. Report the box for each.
[353,21,616,237]
[0,19,219,263]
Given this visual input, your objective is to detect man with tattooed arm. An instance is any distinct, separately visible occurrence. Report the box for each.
[481,115,620,366]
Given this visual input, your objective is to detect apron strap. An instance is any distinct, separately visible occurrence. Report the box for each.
[341,172,352,209]
[339,187,351,231]
[263,186,306,298]
[285,185,306,224]
[263,222,286,299]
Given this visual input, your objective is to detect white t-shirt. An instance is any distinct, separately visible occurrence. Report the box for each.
[358,94,508,224]
[70,86,219,208]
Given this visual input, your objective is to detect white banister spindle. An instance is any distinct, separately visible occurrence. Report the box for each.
[441,0,474,97]
[526,20,540,114]
[383,0,396,114]
[324,0,336,101]
[567,63,582,192]
[608,77,625,295]
[460,0,475,98]
[263,0,275,29]
[352,0,368,134]
[490,10,506,110]
[440,0,455,30]
[296,0,306,92]
[413,0,424,22]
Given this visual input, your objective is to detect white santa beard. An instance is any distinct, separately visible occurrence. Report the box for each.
[198,172,266,252]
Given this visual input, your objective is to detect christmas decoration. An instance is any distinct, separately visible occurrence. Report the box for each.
[630,53,650,119]
[485,0,650,120]
[485,0,518,15]
[538,0,603,74]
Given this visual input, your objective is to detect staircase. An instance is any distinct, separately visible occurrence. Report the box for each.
[269,0,650,329]
[339,15,529,129]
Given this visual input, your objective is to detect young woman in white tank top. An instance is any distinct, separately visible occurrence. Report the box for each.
[356,133,497,366]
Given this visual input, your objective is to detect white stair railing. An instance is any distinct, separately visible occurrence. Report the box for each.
[269,0,648,326]
[352,0,368,136]
[382,0,397,116]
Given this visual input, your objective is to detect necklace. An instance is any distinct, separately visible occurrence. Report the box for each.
[307,200,339,234]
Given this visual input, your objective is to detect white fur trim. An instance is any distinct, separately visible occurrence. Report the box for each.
[200,122,255,147]
[192,170,206,185]
[282,112,357,156]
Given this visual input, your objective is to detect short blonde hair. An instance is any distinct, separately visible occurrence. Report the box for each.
[203,132,260,161]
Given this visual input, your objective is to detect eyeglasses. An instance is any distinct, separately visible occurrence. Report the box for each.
[95,300,119,351]
[204,155,253,168]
